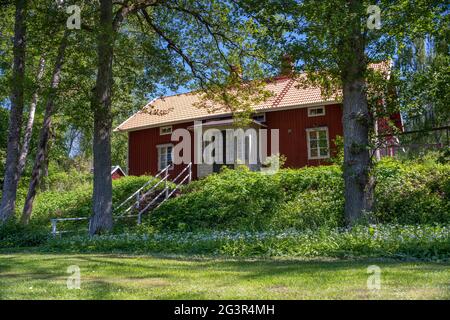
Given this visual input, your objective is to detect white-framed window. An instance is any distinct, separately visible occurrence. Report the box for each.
[157,144,173,170]
[159,126,172,135]
[306,127,330,159]
[308,106,325,117]
[253,113,266,123]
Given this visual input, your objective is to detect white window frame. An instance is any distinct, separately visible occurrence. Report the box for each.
[306,127,330,160]
[157,143,174,170]
[159,126,172,135]
[253,113,266,123]
[307,106,326,117]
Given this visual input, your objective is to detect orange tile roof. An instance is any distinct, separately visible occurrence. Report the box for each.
[116,62,390,132]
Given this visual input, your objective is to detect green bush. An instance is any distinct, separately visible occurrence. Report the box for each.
[374,158,450,224]
[149,167,284,230]
[150,165,345,232]
[272,189,344,230]
[0,221,49,248]
[149,159,449,231]
[40,169,92,192]
[149,166,286,231]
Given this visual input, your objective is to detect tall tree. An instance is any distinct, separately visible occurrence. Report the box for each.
[17,55,46,178]
[89,0,114,234]
[339,0,374,224]
[0,0,27,222]
[21,30,69,224]
[239,0,446,225]
[88,0,268,233]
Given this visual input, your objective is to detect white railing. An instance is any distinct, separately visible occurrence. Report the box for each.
[136,162,192,224]
[113,164,171,215]
[50,163,192,236]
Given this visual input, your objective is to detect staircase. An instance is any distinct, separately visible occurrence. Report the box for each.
[50,162,192,236]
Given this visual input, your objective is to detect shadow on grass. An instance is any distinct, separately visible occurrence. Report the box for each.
[1,253,449,299]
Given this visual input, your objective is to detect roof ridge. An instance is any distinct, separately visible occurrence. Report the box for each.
[271,78,295,108]
[150,76,294,102]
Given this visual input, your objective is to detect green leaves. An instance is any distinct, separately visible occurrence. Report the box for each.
[151,159,450,232]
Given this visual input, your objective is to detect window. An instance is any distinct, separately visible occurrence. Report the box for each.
[308,106,325,117]
[306,127,329,159]
[253,113,266,123]
[159,126,172,135]
[157,144,173,170]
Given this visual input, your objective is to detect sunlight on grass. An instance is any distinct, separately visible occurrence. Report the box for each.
[0,254,449,299]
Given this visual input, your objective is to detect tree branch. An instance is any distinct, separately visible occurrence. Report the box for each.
[112,0,161,31]
[140,8,208,87]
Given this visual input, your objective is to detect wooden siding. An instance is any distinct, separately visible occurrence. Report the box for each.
[128,122,197,179]
[265,104,343,168]
[128,104,344,178]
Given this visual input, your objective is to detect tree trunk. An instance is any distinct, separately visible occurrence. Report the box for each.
[342,79,375,225]
[21,31,68,225]
[89,0,114,235]
[17,56,46,179]
[341,0,374,226]
[0,0,27,223]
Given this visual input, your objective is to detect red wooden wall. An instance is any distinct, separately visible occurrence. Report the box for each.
[128,122,197,179]
[128,104,344,179]
[265,104,343,168]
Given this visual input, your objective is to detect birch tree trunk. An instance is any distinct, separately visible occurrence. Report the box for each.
[0,0,27,222]
[17,56,46,179]
[89,0,114,235]
[21,31,68,224]
[341,0,374,225]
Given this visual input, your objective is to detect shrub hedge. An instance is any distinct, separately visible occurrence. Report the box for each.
[149,159,450,231]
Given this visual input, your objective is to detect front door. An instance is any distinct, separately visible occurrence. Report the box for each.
[213,130,233,173]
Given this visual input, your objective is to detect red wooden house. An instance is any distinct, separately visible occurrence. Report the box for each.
[116,64,401,180]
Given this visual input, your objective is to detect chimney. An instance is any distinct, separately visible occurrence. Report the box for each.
[280,54,294,76]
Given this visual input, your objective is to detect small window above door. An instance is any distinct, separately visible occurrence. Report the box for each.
[159,126,172,135]
[308,106,325,117]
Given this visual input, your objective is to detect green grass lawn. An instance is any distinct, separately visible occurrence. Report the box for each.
[0,253,449,299]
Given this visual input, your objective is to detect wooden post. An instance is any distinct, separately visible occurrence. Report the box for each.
[136,192,140,211]
[51,219,57,237]
[165,167,169,199]
[188,163,192,183]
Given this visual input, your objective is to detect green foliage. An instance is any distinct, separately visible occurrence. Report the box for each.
[21,175,158,224]
[398,51,450,128]
[272,189,344,230]
[373,158,450,224]
[150,165,344,231]
[150,166,285,231]
[437,146,450,165]
[1,175,164,246]
[330,135,344,165]
[42,225,450,260]
[39,168,92,192]
[0,221,49,248]
[150,159,449,232]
